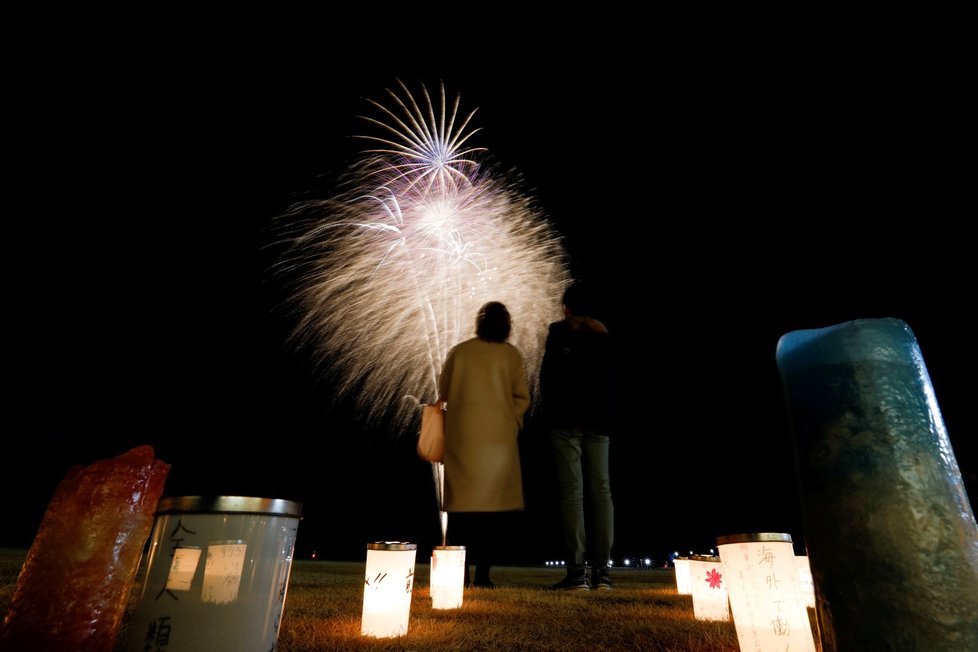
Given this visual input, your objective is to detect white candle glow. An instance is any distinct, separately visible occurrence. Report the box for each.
[430,546,466,609]
[673,557,692,595]
[361,542,417,638]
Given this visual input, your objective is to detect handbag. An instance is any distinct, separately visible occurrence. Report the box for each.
[418,402,446,462]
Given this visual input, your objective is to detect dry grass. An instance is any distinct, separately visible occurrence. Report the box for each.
[274,562,740,652]
[0,550,818,651]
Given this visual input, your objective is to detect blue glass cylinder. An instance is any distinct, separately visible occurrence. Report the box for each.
[777,318,977,651]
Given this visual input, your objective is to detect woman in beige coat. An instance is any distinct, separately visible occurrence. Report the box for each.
[439,301,530,588]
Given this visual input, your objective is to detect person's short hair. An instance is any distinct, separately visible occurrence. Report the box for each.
[476,301,511,342]
[562,282,592,317]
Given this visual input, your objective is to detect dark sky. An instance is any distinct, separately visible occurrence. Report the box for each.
[6,10,974,564]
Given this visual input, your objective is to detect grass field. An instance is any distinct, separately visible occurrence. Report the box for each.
[1,549,820,651]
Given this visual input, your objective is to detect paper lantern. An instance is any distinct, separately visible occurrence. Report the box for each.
[717,533,816,652]
[361,542,418,638]
[430,545,466,609]
[795,554,816,609]
[124,496,302,652]
[688,555,729,621]
[673,557,692,595]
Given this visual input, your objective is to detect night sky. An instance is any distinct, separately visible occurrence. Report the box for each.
[6,10,974,565]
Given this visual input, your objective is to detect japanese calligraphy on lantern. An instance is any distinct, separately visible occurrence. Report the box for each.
[717,533,816,652]
[361,542,418,638]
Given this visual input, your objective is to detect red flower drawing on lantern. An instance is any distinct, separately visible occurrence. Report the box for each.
[705,568,723,589]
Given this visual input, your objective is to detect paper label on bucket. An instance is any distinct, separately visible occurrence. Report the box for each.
[165,547,201,591]
[202,542,247,604]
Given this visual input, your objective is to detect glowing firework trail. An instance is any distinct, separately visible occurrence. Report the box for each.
[276,80,569,434]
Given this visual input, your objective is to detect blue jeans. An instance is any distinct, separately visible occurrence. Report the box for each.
[550,427,614,573]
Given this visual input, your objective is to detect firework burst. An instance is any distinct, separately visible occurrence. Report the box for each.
[276,80,570,434]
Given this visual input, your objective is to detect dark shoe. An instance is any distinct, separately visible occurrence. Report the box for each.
[593,567,612,591]
[473,579,496,589]
[551,572,590,591]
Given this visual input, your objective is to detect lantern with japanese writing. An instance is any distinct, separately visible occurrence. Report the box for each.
[430,545,466,609]
[123,496,302,652]
[361,542,418,637]
[673,557,692,595]
[716,533,816,652]
[688,555,729,621]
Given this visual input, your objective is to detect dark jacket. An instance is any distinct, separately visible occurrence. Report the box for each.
[540,318,616,430]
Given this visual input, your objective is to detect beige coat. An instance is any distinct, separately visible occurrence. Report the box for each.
[438,337,530,512]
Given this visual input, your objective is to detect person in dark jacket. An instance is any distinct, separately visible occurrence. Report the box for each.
[541,282,616,591]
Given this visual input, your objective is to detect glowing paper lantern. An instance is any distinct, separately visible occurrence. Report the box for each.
[795,554,816,609]
[430,545,466,609]
[688,555,729,621]
[673,557,692,595]
[124,496,302,652]
[717,533,816,652]
[361,542,418,638]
